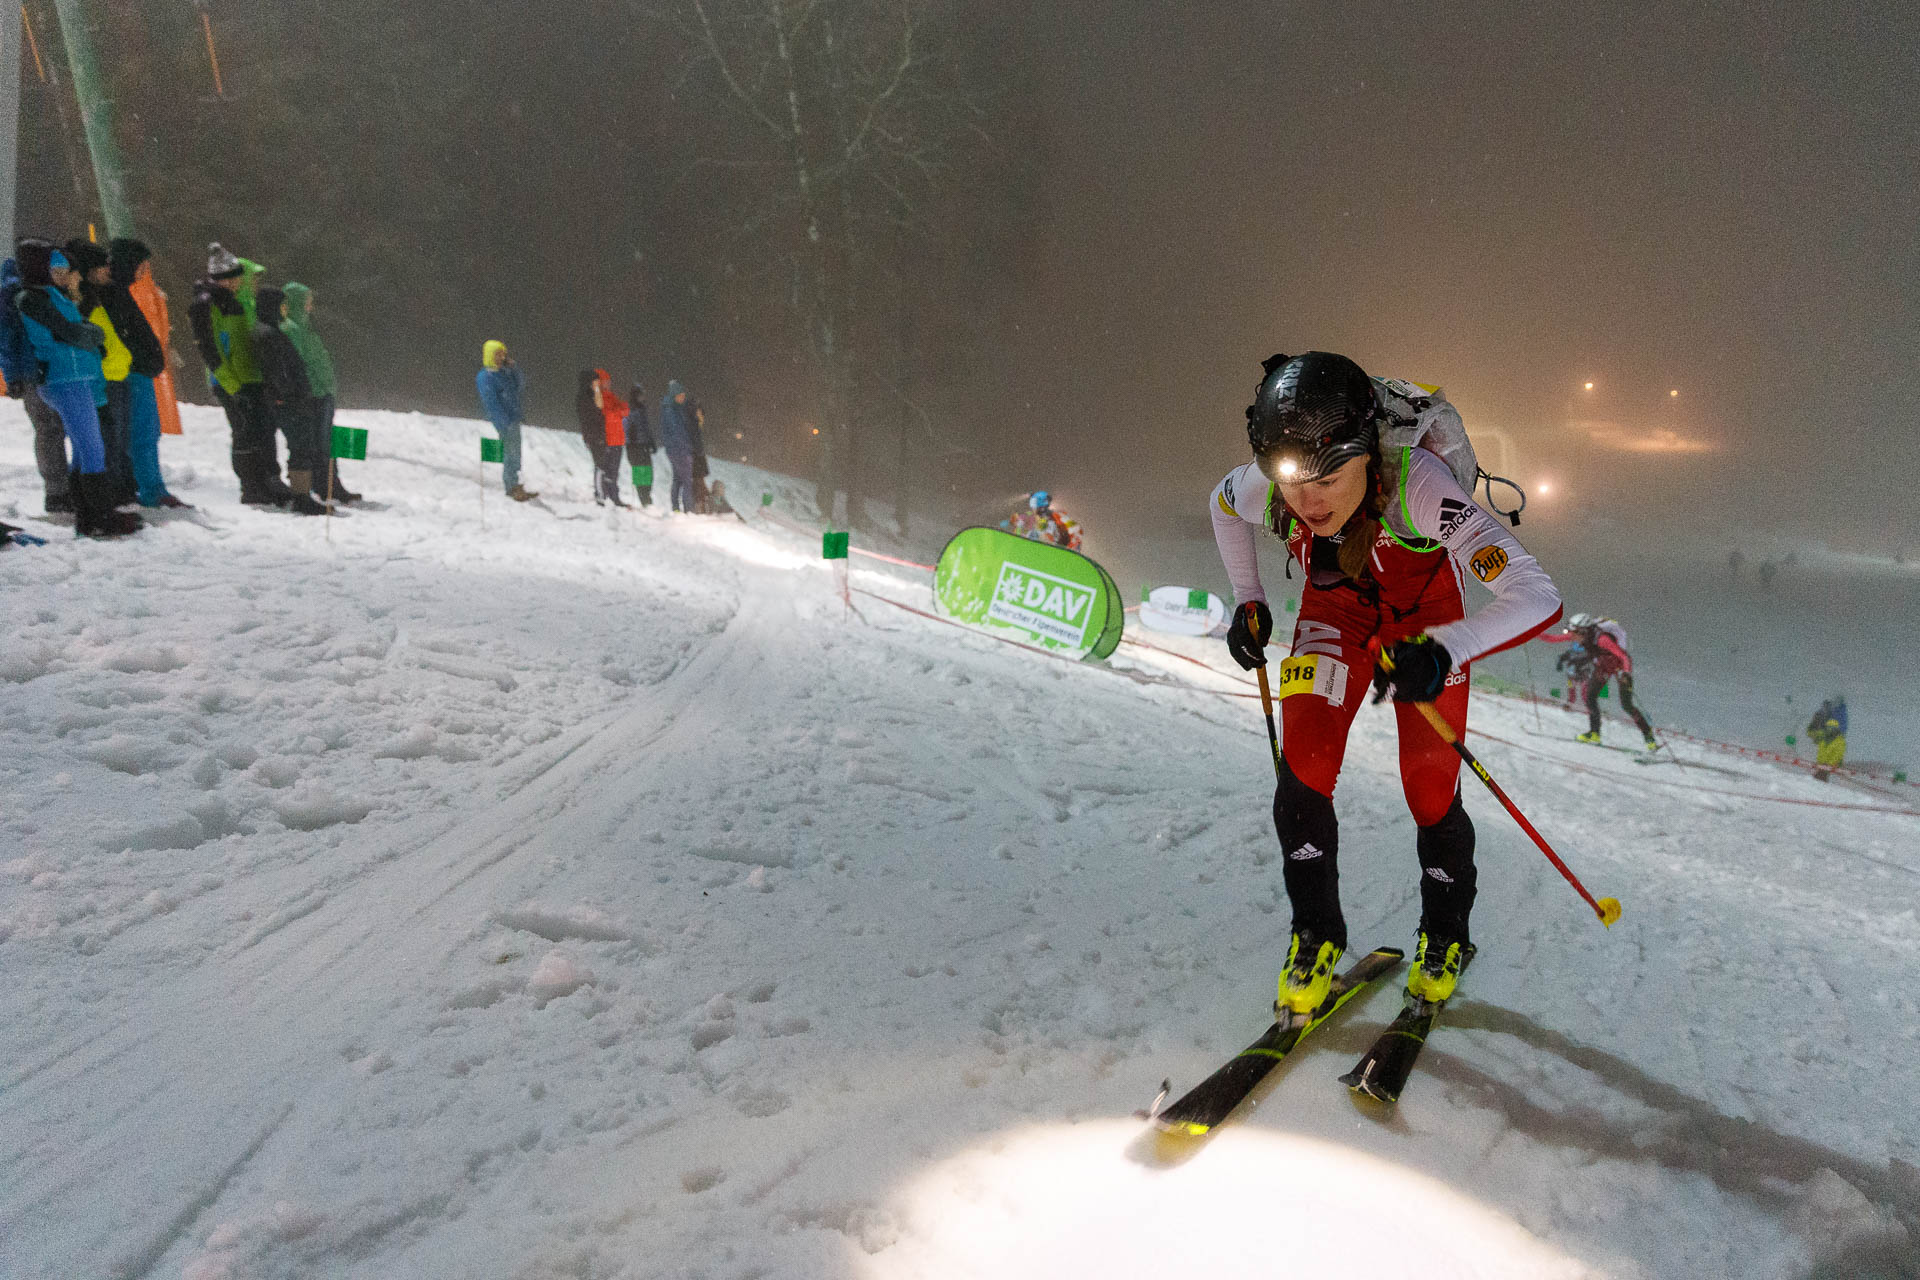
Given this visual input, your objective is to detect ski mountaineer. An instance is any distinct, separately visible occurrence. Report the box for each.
[1210,351,1562,1022]
[1542,613,1659,751]
[1002,490,1083,550]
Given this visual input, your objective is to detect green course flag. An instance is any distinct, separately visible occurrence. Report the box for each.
[822,531,850,560]
[330,425,368,460]
[481,436,504,464]
[1895,771,1908,783]
[761,492,773,507]
[631,464,653,487]
[1785,734,1796,746]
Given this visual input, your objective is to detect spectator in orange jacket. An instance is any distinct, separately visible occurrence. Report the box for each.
[575,368,629,507]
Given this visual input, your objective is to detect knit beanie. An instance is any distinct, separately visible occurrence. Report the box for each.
[62,239,109,275]
[206,242,243,279]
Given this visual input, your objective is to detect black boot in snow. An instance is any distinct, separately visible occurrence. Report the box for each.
[74,472,143,539]
[324,459,362,505]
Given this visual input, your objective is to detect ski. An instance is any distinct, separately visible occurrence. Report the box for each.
[1150,946,1403,1136]
[1340,945,1476,1104]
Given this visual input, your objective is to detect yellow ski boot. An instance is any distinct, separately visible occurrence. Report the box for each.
[1575,730,1602,745]
[1275,929,1343,1025]
[1405,929,1470,1007]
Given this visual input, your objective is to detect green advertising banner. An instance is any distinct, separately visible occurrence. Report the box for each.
[933,526,1124,660]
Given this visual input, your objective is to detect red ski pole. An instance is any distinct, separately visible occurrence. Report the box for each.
[1412,700,1621,927]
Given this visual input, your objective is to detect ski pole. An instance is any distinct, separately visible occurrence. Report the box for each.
[1412,698,1622,928]
[1249,611,1282,781]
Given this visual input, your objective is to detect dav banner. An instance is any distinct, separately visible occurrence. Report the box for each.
[933,527,1124,660]
[1138,585,1228,637]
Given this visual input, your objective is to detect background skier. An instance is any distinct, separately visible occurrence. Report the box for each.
[1211,351,1561,1022]
[1542,613,1659,751]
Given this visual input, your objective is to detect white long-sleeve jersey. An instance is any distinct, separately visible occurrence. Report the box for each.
[1209,448,1563,667]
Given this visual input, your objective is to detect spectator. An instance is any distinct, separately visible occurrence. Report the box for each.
[252,285,330,515]
[476,340,534,501]
[62,240,137,507]
[12,242,139,537]
[658,379,701,513]
[190,243,291,505]
[622,382,655,507]
[79,238,187,509]
[576,368,628,507]
[1806,696,1847,782]
[1727,547,1744,582]
[690,397,711,513]
[706,478,739,518]
[0,246,74,515]
[1757,559,1777,591]
[280,282,360,504]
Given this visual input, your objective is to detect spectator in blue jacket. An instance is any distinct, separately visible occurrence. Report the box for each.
[12,241,139,538]
[658,379,702,513]
[476,339,535,501]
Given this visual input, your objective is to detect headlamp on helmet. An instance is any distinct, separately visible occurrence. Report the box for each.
[1245,351,1380,483]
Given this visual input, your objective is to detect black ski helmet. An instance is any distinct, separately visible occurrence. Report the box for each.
[1245,351,1380,482]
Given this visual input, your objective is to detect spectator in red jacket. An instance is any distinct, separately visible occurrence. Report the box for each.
[575,368,629,507]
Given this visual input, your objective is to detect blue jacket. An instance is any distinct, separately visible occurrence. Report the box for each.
[658,382,698,457]
[16,283,106,394]
[476,363,524,427]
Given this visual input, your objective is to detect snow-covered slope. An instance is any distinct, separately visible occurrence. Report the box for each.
[3,405,1917,1279]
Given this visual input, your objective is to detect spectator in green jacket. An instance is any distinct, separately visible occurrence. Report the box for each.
[280,282,361,503]
[188,242,290,506]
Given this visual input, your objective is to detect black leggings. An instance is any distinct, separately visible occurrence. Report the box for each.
[1589,672,1654,737]
[1272,759,1477,949]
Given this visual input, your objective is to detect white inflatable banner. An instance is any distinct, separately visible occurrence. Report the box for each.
[1138,585,1227,636]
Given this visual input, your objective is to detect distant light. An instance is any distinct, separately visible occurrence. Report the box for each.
[1669,389,1679,397]
[810,428,819,436]
[734,431,743,440]
[1583,381,1594,391]
[1537,481,1553,495]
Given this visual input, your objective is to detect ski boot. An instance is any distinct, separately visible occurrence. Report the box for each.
[1576,730,1602,745]
[1406,929,1472,1009]
[1275,928,1343,1026]
[1642,735,1661,753]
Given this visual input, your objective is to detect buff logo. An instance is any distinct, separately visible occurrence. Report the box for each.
[1471,545,1509,582]
[989,563,1096,646]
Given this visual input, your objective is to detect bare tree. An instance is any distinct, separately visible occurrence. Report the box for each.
[656,0,993,526]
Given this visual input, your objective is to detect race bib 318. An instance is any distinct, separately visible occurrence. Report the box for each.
[1278,654,1350,705]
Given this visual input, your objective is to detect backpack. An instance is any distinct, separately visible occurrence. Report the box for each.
[0,259,40,389]
[1374,377,1527,528]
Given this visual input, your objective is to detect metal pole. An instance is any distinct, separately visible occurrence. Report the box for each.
[0,5,20,243]
[50,0,132,238]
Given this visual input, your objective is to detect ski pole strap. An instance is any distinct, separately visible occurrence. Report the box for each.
[1412,701,1622,927]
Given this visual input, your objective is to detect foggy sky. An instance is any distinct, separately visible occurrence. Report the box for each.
[14,1,1915,549]
[1006,1,1918,547]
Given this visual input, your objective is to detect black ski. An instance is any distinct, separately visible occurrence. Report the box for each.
[1150,946,1403,1136]
[1339,945,1476,1103]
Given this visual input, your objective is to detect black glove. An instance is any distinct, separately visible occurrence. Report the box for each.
[1372,636,1452,703]
[1226,600,1274,670]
